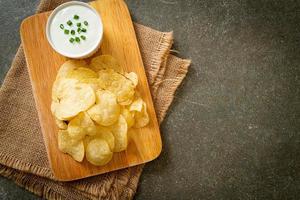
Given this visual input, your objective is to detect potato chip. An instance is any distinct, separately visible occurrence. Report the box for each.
[129,97,143,112]
[116,86,135,105]
[83,136,92,148]
[55,118,67,130]
[86,138,113,166]
[58,130,84,162]
[125,72,138,87]
[80,78,101,91]
[108,74,135,104]
[121,107,135,128]
[95,126,115,150]
[87,90,120,126]
[53,80,96,120]
[51,100,59,115]
[52,80,61,101]
[134,102,150,128]
[83,127,115,151]
[52,78,77,101]
[66,67,98,81]
[52,60,89,100]
[57,60,88,79]
[97,70,135,105]
[97,69,115,89]
[119,99,133,106]
[90,55,124,74]
[67,112,97,140]
[110,115,128,152]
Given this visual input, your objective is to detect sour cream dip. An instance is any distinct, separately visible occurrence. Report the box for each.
[46,1,103,58]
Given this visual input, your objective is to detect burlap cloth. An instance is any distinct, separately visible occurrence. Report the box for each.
[0,0,190,199]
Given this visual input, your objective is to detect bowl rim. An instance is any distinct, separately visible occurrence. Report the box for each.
[46,1,103,59]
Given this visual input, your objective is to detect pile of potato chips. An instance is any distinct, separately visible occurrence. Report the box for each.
[51,55,149,166]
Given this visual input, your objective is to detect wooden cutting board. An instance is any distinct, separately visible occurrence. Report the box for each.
[20,0,162,181]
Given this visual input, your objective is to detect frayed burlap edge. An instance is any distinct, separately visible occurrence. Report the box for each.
[148,30,173,85]
[155,55,191,122]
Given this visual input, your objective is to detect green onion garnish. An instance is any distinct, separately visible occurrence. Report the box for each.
[74,15,79,20]
[67,20,73,26]
[77,23,81,27]
[71,30,75,35]
[84,21,88,26]
[64,29,69,34]
[75,37,80,42]
[60,24,64,29]
[81,28,87,32]
[80,35,86,40]
[69,38,75,43]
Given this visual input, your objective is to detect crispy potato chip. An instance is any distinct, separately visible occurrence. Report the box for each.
[52,60,89,100]
[83,136,92,148]
[58,130,84,162]
[108,74,135,104]
[67,112,97,140]
[87,90,120,126]
[125,72,138,87]
[51,100,59,115]
[52,80,61,101]
[83,127,114,151]
[86,138,113,166]
[97,69,115,89]
[129,97,143,112]
[97,70,135,105]
[80,78,102,91]
[66,67,98,81]
[119,98,133,106]
[90,55,123,74]
[111,115,128,152]
[95,126,115,150]
[52,78,78,101]
[55,118,67,130]
[57,60,88,79]
[53,79,96,120]
[80,78,99,84]
[121,108,135,128]
[134,102,150,128]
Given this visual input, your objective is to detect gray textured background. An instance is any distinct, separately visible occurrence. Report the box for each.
[0,0,300,199]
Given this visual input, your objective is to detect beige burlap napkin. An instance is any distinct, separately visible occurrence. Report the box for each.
[0,0,190,199]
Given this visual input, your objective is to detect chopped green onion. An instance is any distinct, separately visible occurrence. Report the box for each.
[84,21,88,26]
[71,30,75,35]
[81,28,87,32]
[60,24,64,29]
[67,20,73,26]
[69,37,75,43]
[77,28,81,33]
[80,35,86,40]
[64,29,69,34]
[76,22,81,27]
[74,15,79,20]
[75,37,80,42]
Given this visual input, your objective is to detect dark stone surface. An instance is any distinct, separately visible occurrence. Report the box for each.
[0,0,299,199]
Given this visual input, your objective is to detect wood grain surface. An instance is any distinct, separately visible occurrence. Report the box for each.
[20,0,162,181]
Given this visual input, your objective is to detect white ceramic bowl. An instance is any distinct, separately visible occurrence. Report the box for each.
[46,1,103,59]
